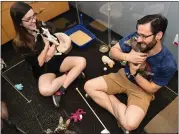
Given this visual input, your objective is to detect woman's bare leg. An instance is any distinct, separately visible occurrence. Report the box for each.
[38,73,67,96]
[59,56,86,88]
[38,56,86,107]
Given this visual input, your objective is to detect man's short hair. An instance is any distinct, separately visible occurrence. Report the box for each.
[136,14,168,36]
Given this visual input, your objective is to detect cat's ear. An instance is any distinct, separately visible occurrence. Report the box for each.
[65,119,71,127]
[59,116,63,125]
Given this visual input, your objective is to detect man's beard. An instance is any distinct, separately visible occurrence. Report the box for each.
[139,38,157,53]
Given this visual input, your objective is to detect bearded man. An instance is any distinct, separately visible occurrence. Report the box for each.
[84,14,177,132]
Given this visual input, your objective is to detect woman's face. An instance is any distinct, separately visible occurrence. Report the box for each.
[21,9,37,31]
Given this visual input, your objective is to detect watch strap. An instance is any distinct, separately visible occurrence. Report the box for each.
[133,71,138,77]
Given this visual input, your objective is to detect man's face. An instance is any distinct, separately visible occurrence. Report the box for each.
[136,23,157,53]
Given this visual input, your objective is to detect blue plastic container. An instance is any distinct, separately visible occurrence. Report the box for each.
[65,14,96,48]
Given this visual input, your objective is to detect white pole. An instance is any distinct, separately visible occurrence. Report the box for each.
[76,88,110,133]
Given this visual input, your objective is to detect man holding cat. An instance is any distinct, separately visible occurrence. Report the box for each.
[84,14,177,132]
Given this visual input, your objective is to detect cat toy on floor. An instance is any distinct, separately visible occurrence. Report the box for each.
[44,116,77,134]
[15,83,23,91]
[70,109,86,123]
[102,55,115,68]
[76,88,110,134]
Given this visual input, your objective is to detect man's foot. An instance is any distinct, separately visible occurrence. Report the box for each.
[117,121,130,134]
[52,92,62,108]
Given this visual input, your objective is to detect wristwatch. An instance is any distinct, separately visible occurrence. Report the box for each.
[126,71,138,81]
[133,71,139,77]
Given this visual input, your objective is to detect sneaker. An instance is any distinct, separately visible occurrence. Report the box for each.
[52,93,62,108]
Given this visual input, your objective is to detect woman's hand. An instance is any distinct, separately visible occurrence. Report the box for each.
[46,44,56,62]
[41,35,56,62]
[41,35,50,51]
[37,34,58,66]
[127,49,147,64]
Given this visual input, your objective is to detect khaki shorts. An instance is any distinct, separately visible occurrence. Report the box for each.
[103,68,154,113]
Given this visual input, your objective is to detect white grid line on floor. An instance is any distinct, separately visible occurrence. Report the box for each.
[165,86,178,96]
[2,59,25,74]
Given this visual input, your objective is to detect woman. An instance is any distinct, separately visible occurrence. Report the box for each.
[10,2,86,107]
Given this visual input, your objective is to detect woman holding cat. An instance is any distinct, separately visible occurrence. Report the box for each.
[10,2,86,107]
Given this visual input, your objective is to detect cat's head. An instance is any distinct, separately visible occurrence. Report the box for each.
[58,116,71,130]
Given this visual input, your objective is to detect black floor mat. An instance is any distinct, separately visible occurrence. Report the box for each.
[1,5,178,134]
[1,41,24,73]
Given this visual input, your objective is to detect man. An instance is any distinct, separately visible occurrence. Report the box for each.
[84,14,177,131]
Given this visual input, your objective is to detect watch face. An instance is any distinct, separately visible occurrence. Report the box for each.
[124,65,135,82]
[128,74,134,81]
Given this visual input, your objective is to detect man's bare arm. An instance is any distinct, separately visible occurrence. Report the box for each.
[110,43,128,61]
[110,43,147,64]
[134,73,161,93]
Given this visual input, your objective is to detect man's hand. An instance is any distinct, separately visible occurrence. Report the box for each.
[128,62,141,75]
[127,49,147,64]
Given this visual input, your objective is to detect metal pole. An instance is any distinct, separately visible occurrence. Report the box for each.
[75,1,81,25]
[107,2,111,48]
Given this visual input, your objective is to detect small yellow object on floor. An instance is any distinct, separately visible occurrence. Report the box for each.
[102,55,115,68]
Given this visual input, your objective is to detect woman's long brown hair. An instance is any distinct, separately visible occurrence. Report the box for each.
[10,2,36,54]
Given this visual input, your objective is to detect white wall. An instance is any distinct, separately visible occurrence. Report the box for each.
[162,2,178,65]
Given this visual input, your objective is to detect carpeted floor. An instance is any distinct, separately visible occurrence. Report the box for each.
[1,5,178,134]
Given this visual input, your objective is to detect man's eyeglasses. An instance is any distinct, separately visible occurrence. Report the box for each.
[22,13,38,22]
[135,32,154,40]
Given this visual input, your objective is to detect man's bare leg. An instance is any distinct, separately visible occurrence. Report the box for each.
[84,77,146,131]
[84,77,116,117]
